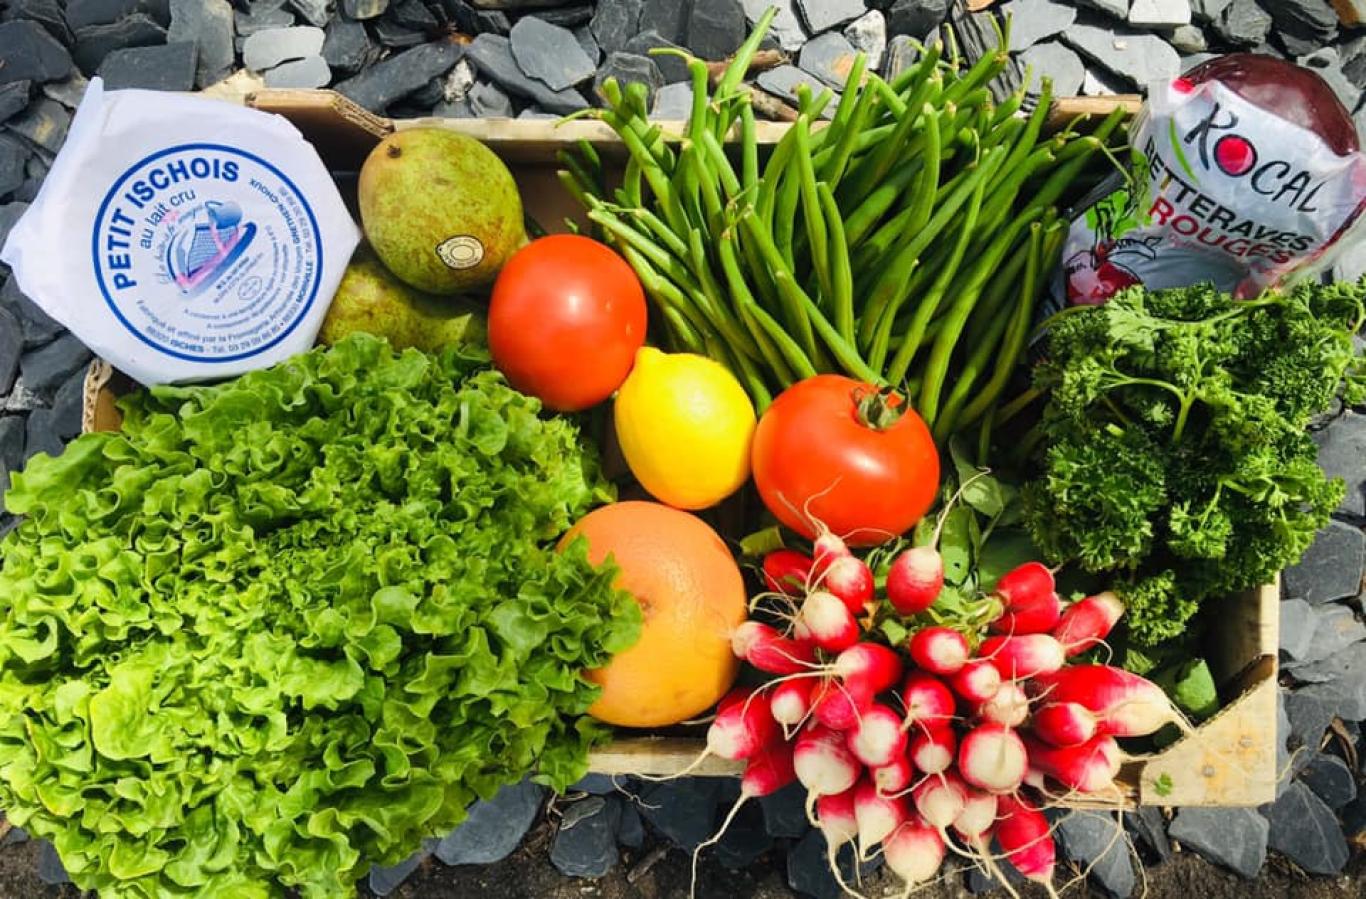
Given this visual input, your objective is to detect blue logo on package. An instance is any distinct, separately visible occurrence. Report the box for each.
[91,143,324,364]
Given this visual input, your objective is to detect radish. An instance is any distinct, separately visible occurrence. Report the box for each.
[873,751,914,795]
[855,777,910,855]
[958,723,1028,794]
[995,793,1056,885]
[990,590,1062,636]
[801,590,859,652]
[708,688,777,760]
[771,679,817,734]
[1030,702,1098,747]
[833,642,904,695]
[912,770,967,829]
[763,548,813,596]
[950,659,1001,704]
[978,681,1030,728]
[951,789,998,841]
[795,724,862,799]
[848,703,908,768]
[1031,664,1189,738]
[732,620,818,675]
[884,819,946,888]
[908,626,969,675]
[690,741,797,898]
[1053,591,1124,656]
[886,546,944,616]
[993,561,1054,610]
[901,672,955,732]
[979,633,1066,681]
[1023,733,1123,794]
[909,727,957,775]
[811,677,873,731]
[823,554,875,615]
[816,788,859,847]
[812,531,850,578]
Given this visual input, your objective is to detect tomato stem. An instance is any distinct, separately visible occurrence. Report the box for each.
[853,385,904,431]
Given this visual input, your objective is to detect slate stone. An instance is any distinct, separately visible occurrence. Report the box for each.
[1002,0,1075,50]
[885,0,948,38]
[370,844,435,896]
[0,415,24,493]
[390,0,439,30]
[1285,602,1366,671]
[243,25,324,70]
[572,24,599,64]
[3,377,45,412]
[0,136,26,201]
[235,6,295,36]
[1124,805,1172,861]
[509,16,595,90]
[40,69,85,106]
[1300,752,1357,810]
[594,52,663,107]
[465,33,588,111]
[535,5,593,28]
[1129,0,1192,24]
[435,778,545,865]
[1342,33,1366,88]
[516,107,556,118]
[757,63,837,109]
[759,781,809,839]
[468,78,512,115]
[687,0,745,60]
[19,334,90,401]
[0,277,61,349]
[1167,807,1268,878]
[1212,0,1272,46]
[3,0,73,44]
[344,0,389,18]
[95,41,196,90]
[287,0,330,27]
[1060,20,1180,87]
[1315,414,1366,516]
[1018,40,1085,97]
[430,97,471,116]
[799,31,859,88]
[66,0,139,29]
[638,0,689,43]
[623,30,688,83]
[1276,689,1293,794]
[842,11,885,70]
[440,56,475,101]
[741,0,806,50]
[568,773,619,795]
[1168,23,1207,52]
[0,308,19,395]
[795,0,864,34]
[713,800,771,869]
[638,779,721,851]
[43,366,85,443]
[1076,0,1131,16]
[322,19,374,74]
[787,828,882,899]
[336,38,462,111]
[1279,597,1317,661]
[1262,0,1337,41]
[549,796,620,877]
[5,100,65,159]
[617,802,645,849]
[589,0,640,53]
[1191,0,1232,19]
[36,840,67,885]
[0,83,32,126]
[966,852,1028,893]
[0,203,28,258]
[264,54,331,87]
[0,20,76,84]
[1284,521,1365,604]
[374,20,426,47]
[1262,780,1349,874]
[650,79,692,118]
[1055,811,1135,899]
[168,0,235,87]
[1285,688,1338,757]
[883,33,918,79]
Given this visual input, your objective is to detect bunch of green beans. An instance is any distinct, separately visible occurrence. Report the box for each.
[558,9,1124,440]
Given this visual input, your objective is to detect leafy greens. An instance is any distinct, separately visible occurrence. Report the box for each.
[0,334,640,898]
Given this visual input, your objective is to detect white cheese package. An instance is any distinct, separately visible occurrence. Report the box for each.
[0,79,360,385]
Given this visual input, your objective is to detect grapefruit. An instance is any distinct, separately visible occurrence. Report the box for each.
[561,501,746,728]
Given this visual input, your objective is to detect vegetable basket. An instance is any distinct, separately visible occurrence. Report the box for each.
[80,87,1279,808]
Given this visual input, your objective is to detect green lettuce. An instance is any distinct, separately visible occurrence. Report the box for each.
[0,334,640,898]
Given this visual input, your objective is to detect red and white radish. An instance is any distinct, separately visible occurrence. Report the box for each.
[811,678,873,731]
[908,626,969,676]
[1030,702,1098,747]
[950,659,1002,704]
[833,642,904,695]
[912,770,967,830]
[884,819,946,888]
[874,751,914,795]
[848,703,909,768]
[952,789,999,841]
[993,561,1055,610]
[991,590,1062,636]
[801,590,859,652]
[855,778,910,855]
[690,741,797,898]
[909,727,957,775]
[732,620,818,675]
[812,531,850,577]
[902,671,956,732]
[1052,591,1125,656]
[886,546,944,616]
[770,679,817,734]
[823,554,875,615]
[763,548,814,596]
[979,633,1066,681]
[1023,733,1123,794]
[959,723,1028,794]
[978,681,1030,728]
[707,688,777,761]
[795,724,862,800]
[816,787,859,847]
[995,793,1056,884]
[1031,664,1189,738]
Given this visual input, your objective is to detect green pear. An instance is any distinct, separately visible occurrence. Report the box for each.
[318,247,486,353]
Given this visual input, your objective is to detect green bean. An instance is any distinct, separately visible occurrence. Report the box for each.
[794,120,831,303]
[960,232,1034,349]
[687,143,725,238]
[687,60,711,144]
[606,113,687,235]
[844,71,941,202]
[822,52,869,151]
[624,206,689,262]
[555,169,592,212]
[984,77,1052,199]
[990,88,1025,128]
[704,330,772,412]
[686,228,761,362]
[941,49,1007,106]
[871,75,907,119]
[773,155,802,272]
[758,126,799,227]
[843,159,922,249]
[819,182,854,345]
[700,128,741,199]
[812,122,898,170]
[718,230,813,382]
[715,6,777,112]
[587,207,700,297]
[821,77,879,189]
[741,103,759,192]
[620,245,712,351]
[904,102,943,236]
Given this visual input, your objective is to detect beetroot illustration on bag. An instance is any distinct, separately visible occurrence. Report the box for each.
[1060,54,1366,305]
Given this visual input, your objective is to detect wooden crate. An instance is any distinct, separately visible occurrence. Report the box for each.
[80,87,1277,808]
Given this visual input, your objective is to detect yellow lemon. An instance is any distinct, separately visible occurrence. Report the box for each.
[614,347,756,510]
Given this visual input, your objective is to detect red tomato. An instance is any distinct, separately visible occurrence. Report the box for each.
[489,235,647,411]
[751,375,940,547]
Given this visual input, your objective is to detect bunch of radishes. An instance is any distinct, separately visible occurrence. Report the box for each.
[699,531,1189,896]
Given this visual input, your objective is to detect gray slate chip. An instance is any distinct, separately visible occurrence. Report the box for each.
[1003,0,1075,50]
[1060,19,1180,87]
[1018,40,1085,98]
[0,307,20,395]
[787,828,881,899]
[755,63,837,115]
[287,0,330,27]
[594,52,663,107]
[1262,780,1350,874]
[1283,602,1366,670]
[465,33,588,112]
[389,0,438,31]
[535,5,593,28]
[1283,520,1366,604]
[0,136,27,200]
[572,24,600,64]
[264,54,330,87]
[10,97,70,157]
[590,0,642,54]
[36,840,67,885]
[1279,596,1317,661]
[842,11,886,71]
[168,0,236,88]
[650,79,692,119]
[1167,807,1268,879]
[1191,0,1232,20]
[1315,412,1366,517]
[637,0,689,44]
[795,0,864,34]
[19,333,91,401]
[549,796,620,877]
[0,83,33,125]
[0,203,29,260]
[1168,23,1207,53]
[235,6,296,37]
[1261,0,1338,42]
[798,31,859,89]
[885,0,949,39]
[97,42,199,90]
[1125,805,1172,861]
[741,0,806,51]
[71,16,168,77]
[687,0,746,60]
[509,16,595,91]
[243,25,325,71]
[0,277,62,348]
[1212,0,1271,46]
[622,29,688,83]
[343,0,389,19]
[435,778,544,865]
[374,20,426,48]
[336,39,462,112]
[45,366,86,442]
[712,800,770,869]
[0,414,23,480]
[66,0,141,30]
[3,0,72,44]
[1299,752,1357,810]
[883,33,919,81]
[468,79,512,116]
[759,782,808,839]
[1075,0,1131,17]
[0,19,72,85]
[638,778,721,850]
[322,19,374,74]
[1128,0,1192,26]
[1056,811,1135,899]
[369,846,430,897]
[617,802,645,848]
